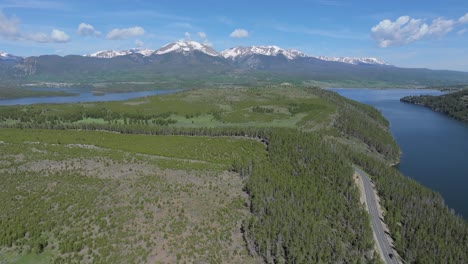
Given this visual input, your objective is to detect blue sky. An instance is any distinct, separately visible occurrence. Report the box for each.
[1,0,468,71]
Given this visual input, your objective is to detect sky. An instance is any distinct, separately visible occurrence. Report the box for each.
[1,0,468,71]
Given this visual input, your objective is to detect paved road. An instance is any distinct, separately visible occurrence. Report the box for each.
[355,167,399,264]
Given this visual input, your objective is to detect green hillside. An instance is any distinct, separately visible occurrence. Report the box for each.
[0,86,466,263]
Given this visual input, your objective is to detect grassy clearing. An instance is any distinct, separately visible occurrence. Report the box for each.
[0,86,336,130]
[0,134,259,263]
[0,128,264,167]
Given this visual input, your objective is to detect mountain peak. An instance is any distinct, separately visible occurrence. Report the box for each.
[76,42,388,66]
[314,56,388,65]
[84,48,155,58]
[155,41,220,57]
[221,45,306,60]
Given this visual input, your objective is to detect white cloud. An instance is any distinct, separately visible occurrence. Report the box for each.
[0,11,69,43]
[230,28,249,38]
[135,39,144,47]
[181,31,211,46]
[50,29,70,42]
[459,13,468,24]
[458,28,467,35]
[77,23,101,36]
[197,32,207,39]
[106,26,144,40]
[428,18,455,36]
[371,15,457,47]
[28,32,49,42]
[0,12,20,39]
[27,29,70,43]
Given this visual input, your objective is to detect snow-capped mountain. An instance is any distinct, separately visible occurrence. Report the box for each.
[81,42,388,66]
[314,56,388,65]
[220,46,387,65]
[0,52,22,61]
[221,46,306,60]
[155,41,220,57]
[85,48,155,58]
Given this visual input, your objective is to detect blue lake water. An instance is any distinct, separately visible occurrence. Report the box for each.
[330,88,468,219]
[0,89,178,106]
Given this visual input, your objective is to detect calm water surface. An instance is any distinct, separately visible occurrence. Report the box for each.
[330,88,468,219]
[0,89,177,105]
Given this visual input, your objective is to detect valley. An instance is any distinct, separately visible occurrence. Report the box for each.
[2,2,468,263]
[1,86,466,263]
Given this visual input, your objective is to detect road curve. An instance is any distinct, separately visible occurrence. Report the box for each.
[355,167,399,264]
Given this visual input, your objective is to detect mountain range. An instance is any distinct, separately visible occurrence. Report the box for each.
[81,41,388,66]
[1,40,468,87]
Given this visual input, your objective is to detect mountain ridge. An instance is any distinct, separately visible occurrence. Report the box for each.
[2,41,468,87]
[52,41,388,66]
[84,48,155,58]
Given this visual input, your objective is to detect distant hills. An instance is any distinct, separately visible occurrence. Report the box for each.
[2,41,468,87]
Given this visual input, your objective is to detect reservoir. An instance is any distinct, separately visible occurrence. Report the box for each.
[0,89,178,106]
[330,88,468,219]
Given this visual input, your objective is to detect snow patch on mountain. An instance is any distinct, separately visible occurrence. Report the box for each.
[0,52,22,61]
[78,42,389,66]
[220,46,387,65]
[85,48,155,58]
[155,41,220,57]
[314,56,388,65]
[221,46,306,60]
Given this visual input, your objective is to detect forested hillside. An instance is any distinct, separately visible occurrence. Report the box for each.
[401,89,468,122]
[0,86,466,263]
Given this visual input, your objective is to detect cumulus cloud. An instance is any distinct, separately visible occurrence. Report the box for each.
[77,22,101,36]
[184,31,191,40]
[460,13,468,24]
[50,29,70,42]
[135,39,144,47]
[429,18,455,36]
[230,28,249,38]
[0,12,21,39]
[0,11,70,43]
[26,29,70,43]
[106,26,144,40]
[371,15,457,47]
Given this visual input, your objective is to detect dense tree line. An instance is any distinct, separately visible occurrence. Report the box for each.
[242,129,376,263]
[401,89,468,122]
[0,105,177,126]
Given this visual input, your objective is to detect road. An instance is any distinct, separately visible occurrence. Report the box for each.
[355,167,399,264]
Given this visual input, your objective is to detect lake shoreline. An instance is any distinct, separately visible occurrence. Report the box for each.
[330,88,468,219]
